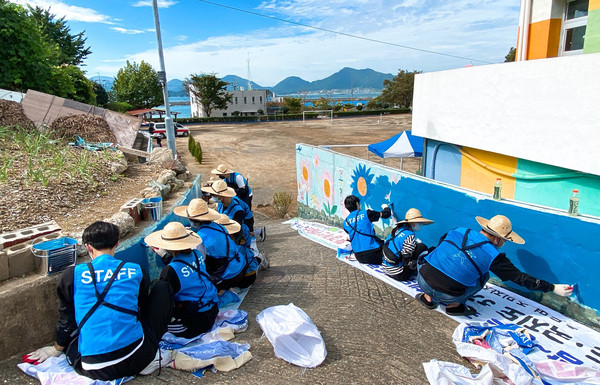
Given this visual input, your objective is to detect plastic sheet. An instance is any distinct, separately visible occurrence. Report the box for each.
[256,303,326,368]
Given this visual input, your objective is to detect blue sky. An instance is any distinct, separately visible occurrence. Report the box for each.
[11,0,521,86]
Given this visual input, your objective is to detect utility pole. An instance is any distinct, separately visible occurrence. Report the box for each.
[152,0,176,157]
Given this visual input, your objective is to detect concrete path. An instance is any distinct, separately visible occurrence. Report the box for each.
[0,219,463,384]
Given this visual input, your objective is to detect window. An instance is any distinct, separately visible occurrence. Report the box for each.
[235,97,238,104]
[260,96,263,104]
[223,113,227,117]
[561,0,588,55]
[244,97,247,104]
[252,96,255,104]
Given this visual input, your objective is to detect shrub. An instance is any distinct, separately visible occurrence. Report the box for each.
[257,109,264,115]
[232,111,240,116]
[187,133,202,163]
[356,104,363,111]
[273,191,294,219]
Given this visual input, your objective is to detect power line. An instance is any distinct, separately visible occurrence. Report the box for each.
[196,0,494,65]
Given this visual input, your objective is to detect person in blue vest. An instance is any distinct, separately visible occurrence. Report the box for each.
[342,195,392,265]
[212,164,253,209]
[145,222,218,339]
[416,214,574,316]
[215,214,260,288]
[174,199,246,291]
[25,221,174,380]
[203,179,267,242]
[382,208,433,281]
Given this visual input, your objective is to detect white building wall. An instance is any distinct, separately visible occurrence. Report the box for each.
[412,52,600,176]
[190,89,268,118]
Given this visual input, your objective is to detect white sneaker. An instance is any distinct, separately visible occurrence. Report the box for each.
[258,252,270,270]
[139,349,172,375]
[256,226,266,242]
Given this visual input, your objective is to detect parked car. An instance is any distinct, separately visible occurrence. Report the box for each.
[148,122,189,138]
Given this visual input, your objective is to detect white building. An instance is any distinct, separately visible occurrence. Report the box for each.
[190,89,268,118]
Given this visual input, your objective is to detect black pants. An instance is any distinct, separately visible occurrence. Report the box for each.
[355,247,383,265]
[237,271,257,289]
[170,303,218,339]
[216,267,247,291]
[246,217,255,233]
[75,280,174,381]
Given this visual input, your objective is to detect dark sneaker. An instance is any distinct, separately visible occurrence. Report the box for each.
[416,293,436,309]
[445,304,477,316]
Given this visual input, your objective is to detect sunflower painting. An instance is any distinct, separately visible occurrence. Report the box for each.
[350,164,375,205]
[321,170,337,216]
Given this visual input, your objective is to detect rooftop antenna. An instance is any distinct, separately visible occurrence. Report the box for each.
[246,53,253,90]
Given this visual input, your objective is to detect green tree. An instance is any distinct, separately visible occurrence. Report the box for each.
[0,1,57,92]
[48,65,96,104]
[28,6,91,66]
[184,73,232,117]
[378,69,422,108]
[111,61,163,110]
[504,47,516,62]
[283,97,302,113]
[314,97,333,110]
[93,82,109,107]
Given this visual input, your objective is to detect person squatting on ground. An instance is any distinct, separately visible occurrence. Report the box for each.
[174,199,247,291]
[26,221,174,380]
[215,214,259,288]
[415,214,573,316]
[382,208,433,281]
[342,194,391,265]
[145,222,219,339]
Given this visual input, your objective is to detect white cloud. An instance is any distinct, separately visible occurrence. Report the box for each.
[10,0,114,24]
[176,35,188,42]
[91,0,521,85]
[132,0,178,8]
[111,27,146,34]
[101,58,128,63]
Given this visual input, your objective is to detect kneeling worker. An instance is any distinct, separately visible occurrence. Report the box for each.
[342,195,391,265]
[26,221,174,380]
[416,214,573,316]
[146,222,218,339]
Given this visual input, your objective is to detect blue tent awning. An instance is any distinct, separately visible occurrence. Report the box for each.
[368,130,424,158]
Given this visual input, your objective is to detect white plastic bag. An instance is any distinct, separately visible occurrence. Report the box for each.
[256,303,326,368]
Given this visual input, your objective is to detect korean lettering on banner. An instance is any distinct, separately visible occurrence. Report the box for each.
[472,285,600,368]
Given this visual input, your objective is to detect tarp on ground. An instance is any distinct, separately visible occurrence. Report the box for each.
[368,130,423,158]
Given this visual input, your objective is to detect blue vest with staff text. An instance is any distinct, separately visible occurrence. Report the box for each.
[170,251,217,312]
[196,222,245,280]
[343,210,380,254]
[224,172,252,196]
[425,227,499,287]
[383,227,413,267]
[73,254,143,356]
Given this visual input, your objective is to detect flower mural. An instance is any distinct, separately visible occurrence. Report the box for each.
[350,164,375,204]
[300,158,311,187]
[313,153,320,168]
[321,170,337,216]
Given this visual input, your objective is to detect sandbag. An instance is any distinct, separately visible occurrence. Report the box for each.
[256,303,326,368]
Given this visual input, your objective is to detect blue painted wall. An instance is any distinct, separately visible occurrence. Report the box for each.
[115,176,202,281]
[297,144,600,312]
[424,139,462,185]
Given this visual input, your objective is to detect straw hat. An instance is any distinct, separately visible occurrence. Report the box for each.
[144,222,202,251]
[174,198,220,221]
[204,176,220,186]
[476,215,525,244]
[201,179,236,198]
[215,214,241,234]
[211,164,234,175]
[397,208,434,225]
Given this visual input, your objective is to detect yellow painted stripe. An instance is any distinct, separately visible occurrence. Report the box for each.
[527,18,561,59]
[459,147,517,199]
[590,0,600,11]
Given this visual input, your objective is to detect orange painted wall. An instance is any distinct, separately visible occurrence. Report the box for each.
[459,147,517,199]
[527,18,562,59]
[591,0,600,10]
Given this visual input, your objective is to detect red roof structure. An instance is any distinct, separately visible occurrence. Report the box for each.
[126,108,179,120]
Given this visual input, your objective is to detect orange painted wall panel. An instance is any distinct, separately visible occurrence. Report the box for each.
[591,0,600,11]
[527,18,562,59]
[459,147,517,199]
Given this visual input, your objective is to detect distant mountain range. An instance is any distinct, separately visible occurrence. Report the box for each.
[89,67,393,97]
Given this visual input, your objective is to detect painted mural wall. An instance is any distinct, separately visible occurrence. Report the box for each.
[297,144,600,314]
[424,139,600,217]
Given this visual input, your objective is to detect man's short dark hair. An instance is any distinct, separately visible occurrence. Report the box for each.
[344,195,361,212]
[82,221,119,250]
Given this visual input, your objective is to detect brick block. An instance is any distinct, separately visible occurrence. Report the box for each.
[120,198,143,226]
[0,221,61,250]
[6,241,35,278]
[0,251,8,281]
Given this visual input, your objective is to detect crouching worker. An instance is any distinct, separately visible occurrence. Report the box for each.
[416,214,573,316]
[215,214,258,288]
[145,222,218,339]
[26,221,174,380]
[382,208,433,281]
[211,164,253,209]
[342,195,391,265]
[174,199,246,291]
